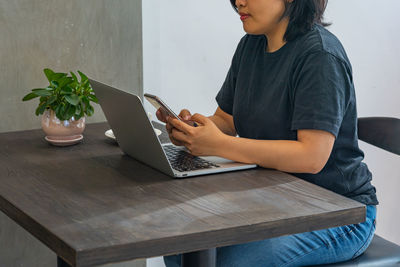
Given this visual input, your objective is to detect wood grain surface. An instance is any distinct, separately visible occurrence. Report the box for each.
[0,122,365,266]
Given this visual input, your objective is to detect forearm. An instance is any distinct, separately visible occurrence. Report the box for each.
[208,115,236,136]
[216,135,324,174]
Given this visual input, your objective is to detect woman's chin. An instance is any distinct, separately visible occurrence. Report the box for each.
[243,29,262,35]
[242,25,263,35]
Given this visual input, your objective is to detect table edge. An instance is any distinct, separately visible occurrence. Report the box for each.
[0,195,76,266]
[75,205,365,266]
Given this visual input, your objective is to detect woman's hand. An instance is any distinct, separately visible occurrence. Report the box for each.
[156,108,193,146]
[168,113,226,156]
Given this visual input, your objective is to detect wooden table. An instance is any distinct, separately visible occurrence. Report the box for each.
[0,122,365,267]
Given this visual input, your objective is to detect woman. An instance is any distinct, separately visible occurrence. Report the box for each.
[159,0,378,266]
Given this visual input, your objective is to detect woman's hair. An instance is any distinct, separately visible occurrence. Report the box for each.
[229,0,330,41]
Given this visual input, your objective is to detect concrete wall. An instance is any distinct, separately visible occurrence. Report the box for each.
[0,0,143,133]
[143,1,400,266]
[0,0,144,266]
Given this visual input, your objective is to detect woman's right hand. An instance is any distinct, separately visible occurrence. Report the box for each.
[156,108,193,146]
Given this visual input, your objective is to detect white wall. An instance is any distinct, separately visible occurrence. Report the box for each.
[143,0,242,118]
[324,0,400,246]
[144,1,400,266]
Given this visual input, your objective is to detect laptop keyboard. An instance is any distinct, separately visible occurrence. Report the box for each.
[163,145,220,172]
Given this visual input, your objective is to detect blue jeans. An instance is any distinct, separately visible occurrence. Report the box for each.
[164,205,376,267]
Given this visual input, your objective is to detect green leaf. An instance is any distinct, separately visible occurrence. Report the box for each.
[45,95,57,106]
[44,68,55,82]
[22,92,40,101]
[75,104,84,120]
[79,102,85,117]
[35,105,41,116]
[85,105,94,117]
[51,81,59,88]
[75,104,82,115]
[65,104,76,119]
[81,96,90,108]
[78,70,88,83]
[29,69,95,119]
[65,94,80,106]
[33,89,52,97]
[82,79,90,91]
[88,94,98,103]
[70,71,78,83]
[55,105,63,120]
[59,105,67,120]
[61,85,73,95]
[52,72,67,81]
[35,102,47,116]
[59,76,73,88]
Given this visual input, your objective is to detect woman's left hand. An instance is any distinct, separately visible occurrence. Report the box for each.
[167,113,226,156]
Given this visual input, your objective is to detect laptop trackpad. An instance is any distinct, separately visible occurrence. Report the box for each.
[200,156,236,165]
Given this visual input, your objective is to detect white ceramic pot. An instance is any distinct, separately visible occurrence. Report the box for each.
[41,109,85,139]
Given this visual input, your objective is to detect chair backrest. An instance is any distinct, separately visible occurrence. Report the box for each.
[357,117,400,156]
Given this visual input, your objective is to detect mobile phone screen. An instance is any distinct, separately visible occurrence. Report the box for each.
[144,94,181,120]
[144,93,198,127]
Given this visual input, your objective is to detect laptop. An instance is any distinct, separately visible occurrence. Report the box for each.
[89,79,257,178]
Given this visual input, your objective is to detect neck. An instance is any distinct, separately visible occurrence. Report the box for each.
[265,18,289,52]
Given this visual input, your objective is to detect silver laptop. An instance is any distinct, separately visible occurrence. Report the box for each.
[89,79,257,178]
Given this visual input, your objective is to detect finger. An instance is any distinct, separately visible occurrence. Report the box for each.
[168,117,193,135]
[169,132,187,146]
[179,109,192,121]
[184,146,193,155]
[171,128,190,144]
[156,108,167,123]
[169,135,185,146]
[156,109,164,122]
[191,113,209,125]
[166,122,173,134]
[166,116,174,133]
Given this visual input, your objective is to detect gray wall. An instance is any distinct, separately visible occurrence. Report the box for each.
[0,0,144,266]
[0,0,143,133]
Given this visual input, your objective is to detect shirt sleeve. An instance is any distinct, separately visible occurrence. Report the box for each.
[215,36,247,115]
[291,51,353,138]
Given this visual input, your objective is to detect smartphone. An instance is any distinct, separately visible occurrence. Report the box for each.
[144,93,181,121]
[144,93,197,126]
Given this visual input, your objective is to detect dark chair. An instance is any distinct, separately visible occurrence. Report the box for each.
[315,117,400,266]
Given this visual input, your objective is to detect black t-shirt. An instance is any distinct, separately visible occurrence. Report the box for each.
[216,24,378,205]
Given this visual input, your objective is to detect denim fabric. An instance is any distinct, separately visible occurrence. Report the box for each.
[164,205,376,267]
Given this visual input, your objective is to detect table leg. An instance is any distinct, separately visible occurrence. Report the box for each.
[57,256,72,267]
[181,248,216,267]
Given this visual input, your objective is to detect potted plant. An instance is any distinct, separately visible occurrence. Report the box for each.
[22,68,98,145]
